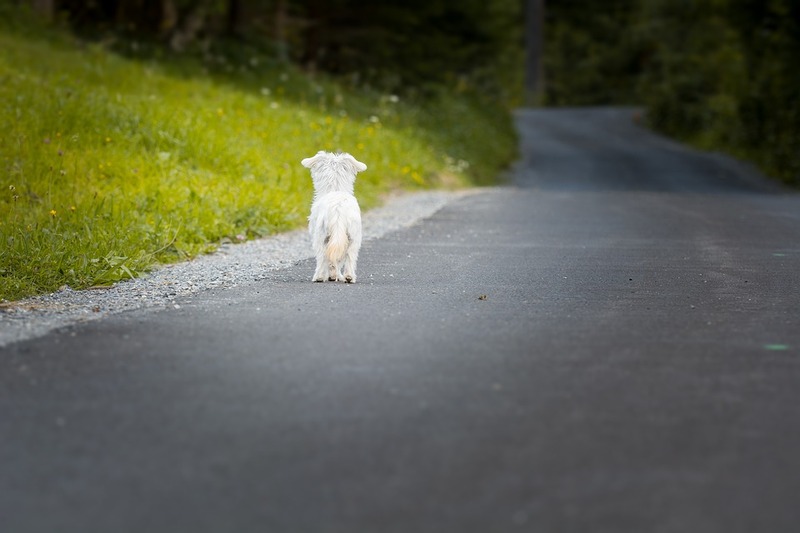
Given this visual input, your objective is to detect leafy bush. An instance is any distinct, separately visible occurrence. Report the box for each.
[636,0,800,186]
[544,0,642,106]
[544,0,800,187]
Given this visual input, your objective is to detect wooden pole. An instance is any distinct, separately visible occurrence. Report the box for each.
[524,0,545,106]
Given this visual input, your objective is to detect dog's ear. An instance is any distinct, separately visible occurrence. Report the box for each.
[343,153,367,173]
[301,151,327,169]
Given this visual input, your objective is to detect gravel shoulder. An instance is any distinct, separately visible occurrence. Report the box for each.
[0,190,470,348]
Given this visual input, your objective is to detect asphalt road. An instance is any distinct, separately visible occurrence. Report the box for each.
[2,108,800,533]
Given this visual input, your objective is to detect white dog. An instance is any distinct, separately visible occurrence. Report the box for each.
[302,151,367,283]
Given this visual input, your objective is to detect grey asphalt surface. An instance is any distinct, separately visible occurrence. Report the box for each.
[2,107,800,533]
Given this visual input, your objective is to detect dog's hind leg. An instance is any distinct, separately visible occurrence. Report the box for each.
[312,252,328,282]
[328,261,341,282]
[343,248,358,283]
[324,229,348,281]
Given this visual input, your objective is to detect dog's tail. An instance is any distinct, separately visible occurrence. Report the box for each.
[325,218,350,264]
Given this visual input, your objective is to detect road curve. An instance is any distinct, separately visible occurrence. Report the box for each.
[2,108,799,532]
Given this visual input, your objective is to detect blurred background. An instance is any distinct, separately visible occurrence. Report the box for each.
[19,0,800,186]
[542,0,800,188]
[2,0,798,301]
[20,0,525,105]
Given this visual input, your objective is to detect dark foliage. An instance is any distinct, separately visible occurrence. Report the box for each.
[21,0,523,106]
[545,0,800,186]
[544,0,641,105]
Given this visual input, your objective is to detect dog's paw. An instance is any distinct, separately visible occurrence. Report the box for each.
[344,275,356,284]
[313,276,325,282]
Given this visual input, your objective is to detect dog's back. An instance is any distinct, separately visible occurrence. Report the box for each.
[302,151,367,283]
[309,191,362,265]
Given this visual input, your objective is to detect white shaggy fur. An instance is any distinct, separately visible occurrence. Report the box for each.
[302,151,367,283]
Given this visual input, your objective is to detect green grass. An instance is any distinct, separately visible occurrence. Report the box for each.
[0,13,517,301]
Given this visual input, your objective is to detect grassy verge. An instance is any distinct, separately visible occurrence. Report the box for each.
[0,13,517,301]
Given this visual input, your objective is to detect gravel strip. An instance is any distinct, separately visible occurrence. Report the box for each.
[0,190,470,348]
